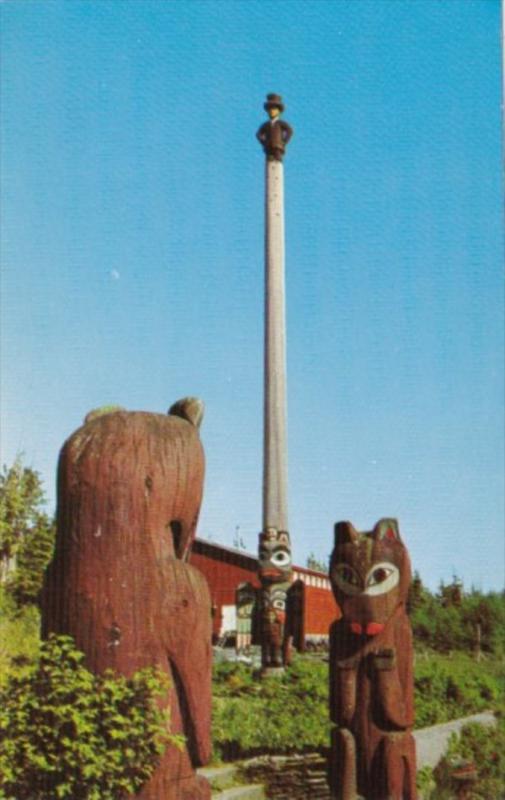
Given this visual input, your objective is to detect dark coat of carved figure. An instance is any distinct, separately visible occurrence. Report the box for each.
[256,92,293,162]
[329,518,417,800]
[42,400,211,800]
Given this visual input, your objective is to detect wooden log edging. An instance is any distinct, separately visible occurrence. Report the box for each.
[234,712,496,800]
[239,752,331,800]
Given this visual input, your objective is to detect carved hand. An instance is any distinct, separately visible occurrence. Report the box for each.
[372,648,413,729]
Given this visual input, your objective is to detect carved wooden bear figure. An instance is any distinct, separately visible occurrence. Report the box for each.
[329,518,417,800]
[42,400,211,800]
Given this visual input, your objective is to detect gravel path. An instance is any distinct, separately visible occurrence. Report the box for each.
[414,711,496,769]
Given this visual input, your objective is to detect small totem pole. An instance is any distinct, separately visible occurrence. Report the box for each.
[235,582,256,654]
[258,528,293,670]
[256,94,294,675]
[42,400,212,800]
[328,518,417,800]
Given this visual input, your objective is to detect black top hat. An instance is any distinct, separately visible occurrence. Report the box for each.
[264,93,284,112]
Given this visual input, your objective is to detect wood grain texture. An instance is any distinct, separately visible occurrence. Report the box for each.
[42,409,211,800]
[328,519,417,800]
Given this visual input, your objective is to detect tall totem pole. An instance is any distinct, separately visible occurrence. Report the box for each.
[256,93,293,675]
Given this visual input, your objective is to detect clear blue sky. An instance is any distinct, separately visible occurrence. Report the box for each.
[1,0,503,591]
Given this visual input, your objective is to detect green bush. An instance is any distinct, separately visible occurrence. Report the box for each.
[414,652,502,728]
[0,587,40,681]
[212,652,504,760]
[433,718,505,799]
[410,580,505,657]
[0,635,177,800]
[416,765,437,799]
[212,658,330,760]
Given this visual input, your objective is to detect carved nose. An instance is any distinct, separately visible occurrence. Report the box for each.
[366,622,385,636]
[349,621,385,636]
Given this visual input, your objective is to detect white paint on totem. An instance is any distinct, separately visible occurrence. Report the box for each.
[263,158,288,532]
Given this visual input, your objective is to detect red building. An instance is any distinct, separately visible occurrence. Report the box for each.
[190,538,341,646]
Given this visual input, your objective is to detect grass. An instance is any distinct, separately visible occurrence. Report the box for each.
[211,649,504,761]
[0,588,40,683]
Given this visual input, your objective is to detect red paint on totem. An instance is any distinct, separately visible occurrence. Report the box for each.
[260,568,285,579]
[329,518,417,800]
[190,542,340,643]
[366,622,385,636]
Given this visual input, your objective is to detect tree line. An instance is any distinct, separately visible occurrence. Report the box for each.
[2,456,503,658]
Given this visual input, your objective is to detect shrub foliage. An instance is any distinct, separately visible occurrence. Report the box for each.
[212,651,504,761]
[212,659,330,760]
[0,635,174,800]
[408,572,505,657]
[432,718,505,799]
[0,589,40,679]
[413,652,502,727]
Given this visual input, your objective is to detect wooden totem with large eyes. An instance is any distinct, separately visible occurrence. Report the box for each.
[258,528,293,670]
[329,518,417,800]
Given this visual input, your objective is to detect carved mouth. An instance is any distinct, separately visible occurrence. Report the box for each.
[260,568,284,579]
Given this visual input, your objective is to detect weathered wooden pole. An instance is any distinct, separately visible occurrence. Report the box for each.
[256,93,294,675]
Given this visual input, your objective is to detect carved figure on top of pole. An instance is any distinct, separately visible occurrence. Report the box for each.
[42,400,212,800]
[256,93,293,162]
[256,93,294,675]
[328,518,417,800]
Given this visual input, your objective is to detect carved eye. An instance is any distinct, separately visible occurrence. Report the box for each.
[338,566,359,585]
[368,567,391,586]
[273,598,286,610]
[364,562,400,596]
[332,564,362,595]
[271,549,291,567]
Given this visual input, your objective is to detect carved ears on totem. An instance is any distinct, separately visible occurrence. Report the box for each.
[372,518,401,542]
[333,521,360,545]
[334,518,402,545]
[168,397,205,429]
[84,405,125,424]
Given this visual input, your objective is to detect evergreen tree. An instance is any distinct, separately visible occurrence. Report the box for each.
[407,570,425,614]
[306,552,328,573]
[0,457,55,605]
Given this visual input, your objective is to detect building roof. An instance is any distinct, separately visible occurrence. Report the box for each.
[194,537,330,580]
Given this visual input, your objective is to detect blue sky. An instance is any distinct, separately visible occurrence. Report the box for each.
[1,0,503,590]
